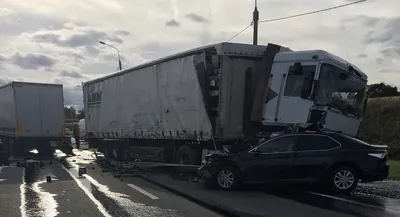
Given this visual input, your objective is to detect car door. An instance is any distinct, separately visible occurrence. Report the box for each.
[244,135,298,182]
[292,134,340,181]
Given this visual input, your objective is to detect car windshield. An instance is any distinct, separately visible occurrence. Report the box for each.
[315,63,367,116]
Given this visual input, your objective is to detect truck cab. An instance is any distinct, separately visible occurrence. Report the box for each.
[263,50,368,137]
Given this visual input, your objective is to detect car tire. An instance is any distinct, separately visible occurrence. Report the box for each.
[215,166,240,190]
[330,166,359,193]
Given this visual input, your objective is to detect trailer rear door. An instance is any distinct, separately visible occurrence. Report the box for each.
[14,84,42,137]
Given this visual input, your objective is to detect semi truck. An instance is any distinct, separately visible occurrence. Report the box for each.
[83,42,368,165]
[0,82,69,163]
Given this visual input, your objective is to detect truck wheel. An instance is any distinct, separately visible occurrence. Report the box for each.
[175,146,198,165]
[330,166,359,193]
[103,147,111,159]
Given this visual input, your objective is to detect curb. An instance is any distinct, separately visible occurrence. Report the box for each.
[138,175,256,217]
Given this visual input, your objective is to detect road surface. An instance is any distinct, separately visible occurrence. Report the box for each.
[0,155,222,217]
[1,147,400,217]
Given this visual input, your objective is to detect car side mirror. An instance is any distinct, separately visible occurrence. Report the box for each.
[252,149,262,157]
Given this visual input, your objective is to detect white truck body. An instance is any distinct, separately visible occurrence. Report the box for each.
[0,82,65,138]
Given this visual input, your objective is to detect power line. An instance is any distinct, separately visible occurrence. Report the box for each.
[226,0,367,42]
[259,0,366,23]
[226,23,253,42]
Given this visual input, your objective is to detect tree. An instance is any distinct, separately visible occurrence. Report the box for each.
[64,107,76,119]
[367,82,400,98]
[77,109,85,119]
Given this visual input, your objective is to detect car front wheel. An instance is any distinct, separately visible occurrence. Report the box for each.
[330,166,359,193]
[216,167,240,190]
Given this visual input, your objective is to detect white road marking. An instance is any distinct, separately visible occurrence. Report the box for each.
[61,164,112,217]
[127,184,159,200]
[307,191,400,215]
[20,168,27,217]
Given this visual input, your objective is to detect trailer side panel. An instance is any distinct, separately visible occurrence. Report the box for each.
[84,55,213,141]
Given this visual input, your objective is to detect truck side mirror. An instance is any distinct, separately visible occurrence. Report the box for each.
[291,62,303,75]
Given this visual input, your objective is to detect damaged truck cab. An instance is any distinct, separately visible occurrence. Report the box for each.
[262,50,368,136]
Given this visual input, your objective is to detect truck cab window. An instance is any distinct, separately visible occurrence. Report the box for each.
[315,64,367,116]
[284,65,316,97]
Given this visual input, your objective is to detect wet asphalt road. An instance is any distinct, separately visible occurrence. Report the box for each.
[0,156,221,217]
[1,148,400,217]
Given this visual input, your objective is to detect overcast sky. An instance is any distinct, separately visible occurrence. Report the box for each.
[0,0,399,108]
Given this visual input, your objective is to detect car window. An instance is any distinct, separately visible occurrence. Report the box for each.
[257,136,297,153]
[297,135,340,151]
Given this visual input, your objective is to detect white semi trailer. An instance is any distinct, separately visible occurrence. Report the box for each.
[0,82,69,163]
[83,42,368,164]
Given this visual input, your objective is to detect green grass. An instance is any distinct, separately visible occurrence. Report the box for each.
[389,160,400,180]
[359,96,400,159]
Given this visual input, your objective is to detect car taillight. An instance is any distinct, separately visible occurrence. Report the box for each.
[368,152,386,159]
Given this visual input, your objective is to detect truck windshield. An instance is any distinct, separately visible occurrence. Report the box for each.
[315,63,367,116]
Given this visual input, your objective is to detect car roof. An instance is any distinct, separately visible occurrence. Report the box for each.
[272,131,336,137]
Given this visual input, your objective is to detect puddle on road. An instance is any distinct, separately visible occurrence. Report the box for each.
[260,185,400,217]
[62,150,195,217]
[20,166,59,217]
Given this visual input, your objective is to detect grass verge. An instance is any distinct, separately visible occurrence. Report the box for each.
[389,160,400,180]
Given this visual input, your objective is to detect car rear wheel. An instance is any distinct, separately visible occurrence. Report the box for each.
[216,167,240,190]
[330,166,359,193]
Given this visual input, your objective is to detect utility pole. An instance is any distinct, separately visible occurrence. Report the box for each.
[253,0,259,45]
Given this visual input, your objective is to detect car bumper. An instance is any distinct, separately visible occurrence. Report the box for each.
[362,162,389,182]
[198,165,218,179]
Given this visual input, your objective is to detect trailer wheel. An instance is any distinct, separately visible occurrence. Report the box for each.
[175,146,198,165]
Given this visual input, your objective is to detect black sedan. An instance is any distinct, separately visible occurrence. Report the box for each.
[198,132,389,193]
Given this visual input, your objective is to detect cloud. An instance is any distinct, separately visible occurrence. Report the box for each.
[63,85,83,107]
[379,68,399,73]
[59,70,84,79]
[357,54,368,58]
[31,25,125,48]
[346,16,400,60]
[9,52,56,70]
[0,54,5,64]
[0,8,67,35]
[0,77,11,85]
[101,52,127,62]
[184,13,209,23]
[114,30,130,36]
[165,19,180,27]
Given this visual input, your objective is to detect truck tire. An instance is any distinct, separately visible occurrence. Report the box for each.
[175,145,198,165]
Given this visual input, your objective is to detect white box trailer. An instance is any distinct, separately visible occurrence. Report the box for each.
[0,82,69,159]
[83,42,368,164]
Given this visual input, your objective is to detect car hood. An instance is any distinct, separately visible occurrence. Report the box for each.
[204,152,239,162]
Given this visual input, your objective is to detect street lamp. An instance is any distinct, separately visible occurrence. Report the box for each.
[99,41,122,71]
